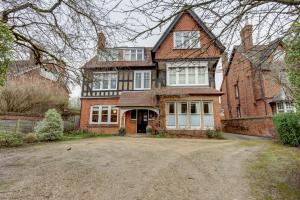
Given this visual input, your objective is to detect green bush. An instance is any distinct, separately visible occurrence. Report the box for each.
[273,112,300,146]
[35,109,64,141]
[119,127,126,136]
[24,132,38,143]
[206,129,224,139]
[0,131,23,147]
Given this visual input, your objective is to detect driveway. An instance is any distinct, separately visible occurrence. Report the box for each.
[0,137,265,200]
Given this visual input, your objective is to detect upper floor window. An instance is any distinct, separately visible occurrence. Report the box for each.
[174,31,200,49]
[134,70,151,90]
[98,49,118,61]
[124,49,144,61]
[93,72,117,90]
[167,62,208,86]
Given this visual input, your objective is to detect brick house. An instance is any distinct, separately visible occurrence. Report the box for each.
[80,10,225,135]
[8,52,70,97]
[221,24,296,137]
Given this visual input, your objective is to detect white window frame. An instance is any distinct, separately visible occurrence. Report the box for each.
[123,48,144,61]
[276,102,296,113]
[165,101,213,130]
[89,105,119,125]
[173,31,200,49]
[134,70,151,90]
[166,61,209,86]
[93,72,118,91]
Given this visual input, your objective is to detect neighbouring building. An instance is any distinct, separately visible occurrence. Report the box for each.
[221,24,296,137]
[80,9,225,136]
[8,52,70,97]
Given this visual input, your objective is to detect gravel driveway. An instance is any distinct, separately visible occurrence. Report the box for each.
[0,137,263,200]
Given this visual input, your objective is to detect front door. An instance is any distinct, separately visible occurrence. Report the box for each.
[137,110,148,133]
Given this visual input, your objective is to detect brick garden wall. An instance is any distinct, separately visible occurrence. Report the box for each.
[221,116,275,137]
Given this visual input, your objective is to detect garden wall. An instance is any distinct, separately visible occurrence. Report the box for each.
[221,116,275,137]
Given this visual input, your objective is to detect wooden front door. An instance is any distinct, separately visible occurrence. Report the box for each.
[137,110,148,133]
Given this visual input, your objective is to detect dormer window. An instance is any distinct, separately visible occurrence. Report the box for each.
[123,48,144,61]
[174,31,200,49]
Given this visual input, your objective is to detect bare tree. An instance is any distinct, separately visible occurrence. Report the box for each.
[0,0,128,83]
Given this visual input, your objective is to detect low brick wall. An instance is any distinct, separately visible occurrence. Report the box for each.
[221,116,275,137]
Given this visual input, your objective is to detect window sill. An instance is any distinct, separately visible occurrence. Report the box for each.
[88,124,118,128]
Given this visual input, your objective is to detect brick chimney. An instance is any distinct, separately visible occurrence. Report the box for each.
[240,24,253,51]
[97,32,106,51]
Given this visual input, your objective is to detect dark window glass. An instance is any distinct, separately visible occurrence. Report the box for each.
[181,103,187,114]
[204,103,212,114]
[101,107,108,122]
[149,110,155,119]
[191,103,197,114]
[92,110,99,122]
[131,110,137,119]
[169,103,175,114]
[111,108,118,122]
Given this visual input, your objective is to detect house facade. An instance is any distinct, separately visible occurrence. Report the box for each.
[80,10,225,135]
[221,24,296,137]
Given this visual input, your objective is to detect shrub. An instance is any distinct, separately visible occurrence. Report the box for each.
[35,109,64,141]
[146,125,152,135]
[0,131,23,147]
[273,112,300,146]
[24,132,38,143]
[206,129,224,139]
[119,127,126,136]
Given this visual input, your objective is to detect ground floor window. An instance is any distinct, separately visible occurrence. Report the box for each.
[276,102,296,113]
[166,101,213,129]
[90,105,118,124]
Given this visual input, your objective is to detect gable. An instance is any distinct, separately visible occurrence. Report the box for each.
[153,10,225,60]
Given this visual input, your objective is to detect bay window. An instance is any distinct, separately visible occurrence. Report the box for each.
[166,101,214,129]
[167,62,209,86]
[134,70,151,90]
[90,105,118,124]
[174,31,200,49]
[93,72,117,90]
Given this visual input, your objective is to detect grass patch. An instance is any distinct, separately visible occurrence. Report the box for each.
[62,130,115,141]
[249,143,300,200]
[239,140,264,147]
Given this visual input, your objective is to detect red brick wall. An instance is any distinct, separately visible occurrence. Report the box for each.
[155,13,221,60]
[221,116,275,137]
[80,98,120,134]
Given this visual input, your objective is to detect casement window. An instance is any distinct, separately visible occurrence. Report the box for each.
[98,49,118,61]
[90,105,118,124]
[277,102,296,113]
[134,70,151,90]
[149,110,156,120]
[174,31,200,49]
[123,49,144,61]
[130,110,137,120]
[166,101,213,130]
[93,72,117,90]
[167,65,208,86]
[166,103,176,128]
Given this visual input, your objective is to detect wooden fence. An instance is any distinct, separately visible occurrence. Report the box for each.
[0,114,80,134]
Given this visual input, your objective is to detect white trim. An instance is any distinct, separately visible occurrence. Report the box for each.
[123,48,144,61]
[89,105,119,125]
[92,71,118,91]
[134,70,151,90]
[276,102,296,113]
[173,31,200,49]
[166,61,209,86]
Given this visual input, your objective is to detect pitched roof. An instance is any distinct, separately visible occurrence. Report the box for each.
[152,9,225,53]
[8,60,38,76]
[117,91,157,107]
[83,47,155,69]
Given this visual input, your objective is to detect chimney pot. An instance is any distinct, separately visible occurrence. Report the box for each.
[240,25,253,51]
